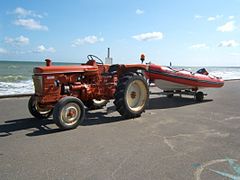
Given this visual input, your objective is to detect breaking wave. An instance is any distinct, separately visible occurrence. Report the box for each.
[0,75,29,82]
[0,80,34,95]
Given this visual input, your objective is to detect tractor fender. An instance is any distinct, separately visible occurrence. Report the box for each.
[117,64,148,77]
[122,64,148,71]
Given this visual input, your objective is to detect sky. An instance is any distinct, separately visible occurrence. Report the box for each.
[0,0,240,66]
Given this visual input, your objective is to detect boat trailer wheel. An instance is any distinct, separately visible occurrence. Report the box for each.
[195,91,204,102]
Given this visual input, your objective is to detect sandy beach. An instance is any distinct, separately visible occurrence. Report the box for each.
[1,80,240,180]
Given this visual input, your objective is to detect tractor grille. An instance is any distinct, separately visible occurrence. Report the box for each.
[33,75,43,95]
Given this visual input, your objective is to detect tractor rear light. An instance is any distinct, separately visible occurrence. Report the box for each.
[140,54,145,63]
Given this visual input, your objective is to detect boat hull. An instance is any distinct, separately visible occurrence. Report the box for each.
[154,79,194,91]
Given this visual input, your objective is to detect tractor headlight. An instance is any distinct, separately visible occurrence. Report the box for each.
[54,80,60,87]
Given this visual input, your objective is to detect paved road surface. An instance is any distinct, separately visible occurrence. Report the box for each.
[1,80,240,180]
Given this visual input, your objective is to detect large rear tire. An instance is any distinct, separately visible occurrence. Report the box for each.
[114,72,149,119]
[28,95,53,119]
[53,96,85,130]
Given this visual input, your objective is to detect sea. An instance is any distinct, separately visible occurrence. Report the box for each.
[0,60,240,95]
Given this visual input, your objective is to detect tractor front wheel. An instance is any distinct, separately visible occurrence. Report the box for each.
[114,72,149,119]
[53,96,85,130]
[28,95,53,119]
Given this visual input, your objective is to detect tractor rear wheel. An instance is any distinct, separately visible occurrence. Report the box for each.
[114,72,149,119]
[53,96,85,130]
[84,99,109,110]
[28,95,53,119]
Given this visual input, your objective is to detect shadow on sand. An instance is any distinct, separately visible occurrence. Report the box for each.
[147,96,212,110]
[0,111,125,137]
[0,96,212,137]
[0,118,61,137]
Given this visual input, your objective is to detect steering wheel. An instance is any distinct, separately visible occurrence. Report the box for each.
[87,55,104,65]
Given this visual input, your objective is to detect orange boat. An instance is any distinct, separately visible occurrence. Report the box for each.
[148,64,224,90]
[147,64,224,101]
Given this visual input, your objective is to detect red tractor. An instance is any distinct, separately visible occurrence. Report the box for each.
[28,55,149,130]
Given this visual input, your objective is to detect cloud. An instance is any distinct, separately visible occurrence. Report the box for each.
[72,35,104,47]
[190,43,208,49]
[207,17,216,21]
[14,18,48,31]
[194,15,203,19]
[217,21,236,32]
[0,48,8,54]
[34,45,56,53]
[5,35,29,46]
[218,40,239,47]
[132,32,163,41]
[10,7,48,31]
[207,15,222,21]
[228,16,235,20]
[14,7,31,17]
[13,7,43,18]
[136,9,144,15]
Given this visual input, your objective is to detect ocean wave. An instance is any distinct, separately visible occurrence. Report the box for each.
[183,67,240,80]
[0,80,34,95]
[8,65,18,69]
[0,75,30,82]
[209,71,240,80]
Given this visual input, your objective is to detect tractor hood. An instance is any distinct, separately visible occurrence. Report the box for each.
[33,65,98,74]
